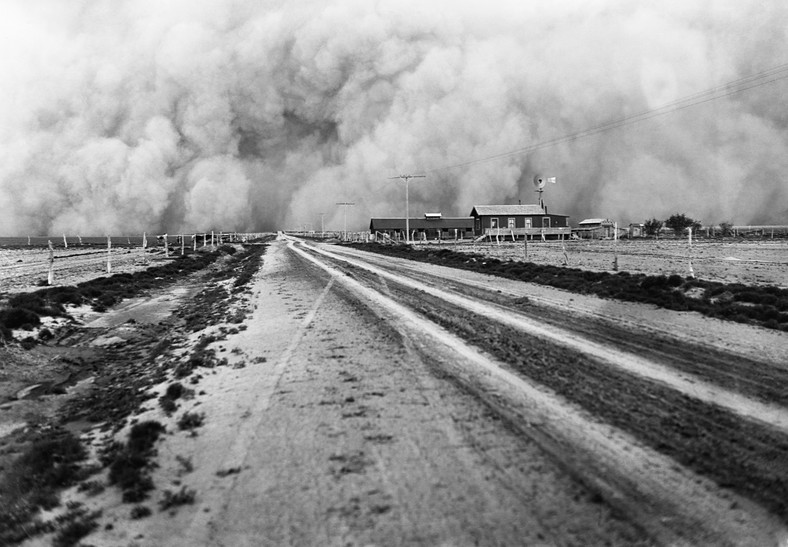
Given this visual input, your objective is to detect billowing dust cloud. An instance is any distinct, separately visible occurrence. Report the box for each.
[1,0,787,235]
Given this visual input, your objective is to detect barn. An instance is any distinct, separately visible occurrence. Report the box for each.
[369,213,474,241]
[469,204,571,240]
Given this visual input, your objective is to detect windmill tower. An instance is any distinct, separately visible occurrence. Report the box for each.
[533,174,546,211]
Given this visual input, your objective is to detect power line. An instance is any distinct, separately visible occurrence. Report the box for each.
[425,62,788,174]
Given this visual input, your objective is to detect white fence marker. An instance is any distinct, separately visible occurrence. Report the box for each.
[106,235,112,274]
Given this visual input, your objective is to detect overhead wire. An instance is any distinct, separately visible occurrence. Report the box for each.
[424,62,788,174]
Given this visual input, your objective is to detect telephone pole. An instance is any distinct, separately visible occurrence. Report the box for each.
[335,202,355,241]
[388,174,426,244]
[320,213,325,238]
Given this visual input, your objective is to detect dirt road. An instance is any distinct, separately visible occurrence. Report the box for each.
[35,236,788,546]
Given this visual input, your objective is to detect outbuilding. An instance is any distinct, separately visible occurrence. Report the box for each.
[575,218,616,239]
[469,204,571,240]
[628,223,646,238]
[369,214,474,242]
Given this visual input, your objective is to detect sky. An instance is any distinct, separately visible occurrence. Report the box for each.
[1,0,787,235]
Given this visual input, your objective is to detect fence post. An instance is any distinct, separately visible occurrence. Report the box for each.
[48,240,54,285]
[106,235,112,274]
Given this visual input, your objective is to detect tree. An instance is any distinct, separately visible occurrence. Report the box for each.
[665,213,701,236]
[718,221,734,237]
[644,218,663,237]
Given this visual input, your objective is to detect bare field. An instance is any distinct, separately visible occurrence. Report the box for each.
[420,238,788,287]
[0,246,173,294]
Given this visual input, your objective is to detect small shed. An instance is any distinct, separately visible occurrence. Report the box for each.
[576,218,616,239]
[469,204,571,240]
[628,223,646,238]
[369,214,474,241]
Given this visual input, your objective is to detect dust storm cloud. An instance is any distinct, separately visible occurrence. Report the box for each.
[1,0,786,235]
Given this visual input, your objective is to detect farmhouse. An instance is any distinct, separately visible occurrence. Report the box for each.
[470,204,571,240]
[575,218,616,239]
[369,213,474,241]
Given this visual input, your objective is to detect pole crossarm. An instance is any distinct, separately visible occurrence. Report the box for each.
[388,174,426,245]
[387,174,426,182]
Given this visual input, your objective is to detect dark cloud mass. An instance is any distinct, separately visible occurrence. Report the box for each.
[1,0,787,235]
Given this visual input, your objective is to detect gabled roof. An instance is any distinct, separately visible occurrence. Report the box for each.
[578,218,613,225]
[470,204,546,216]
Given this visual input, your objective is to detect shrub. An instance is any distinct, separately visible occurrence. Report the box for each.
[8,293,47,314]
[667,274,684,287]
[53,506,99,547]
[641,275,668,289]
[165,382,186,399]
[106,421,165,503]
[77,480,105,496]
[159,382,189,415]
[48,288,83,307]
[177,412,205,431]
[2,308,41,329]
[20,337,37,350]
[173,361,195,378]
[158,486,196,511]
[159,397,177,415]
[11,432,86,493]
[130,505,152,519]
[0,430,87,543]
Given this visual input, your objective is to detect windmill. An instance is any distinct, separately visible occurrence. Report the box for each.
[532,174,556,211]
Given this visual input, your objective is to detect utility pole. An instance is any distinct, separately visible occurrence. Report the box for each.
[336,202,355,241]
[388,174,426,244]
[320,213,325,238]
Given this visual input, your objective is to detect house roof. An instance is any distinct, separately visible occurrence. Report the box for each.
[369,217,474,230]
[578,218,613,225]
[470,204,547,216]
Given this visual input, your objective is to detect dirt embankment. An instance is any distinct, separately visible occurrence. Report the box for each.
[0,242,269,546]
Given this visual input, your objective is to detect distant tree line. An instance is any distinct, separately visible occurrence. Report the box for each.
[643,213,704,237]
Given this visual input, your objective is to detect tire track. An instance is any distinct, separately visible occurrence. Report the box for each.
[287,237,788,545]
[302,241,788,435]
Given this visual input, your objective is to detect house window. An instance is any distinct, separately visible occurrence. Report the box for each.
[525,218,532,228]
[490,218,499,229]
[507,218,516,229]
[542,217,551,228]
